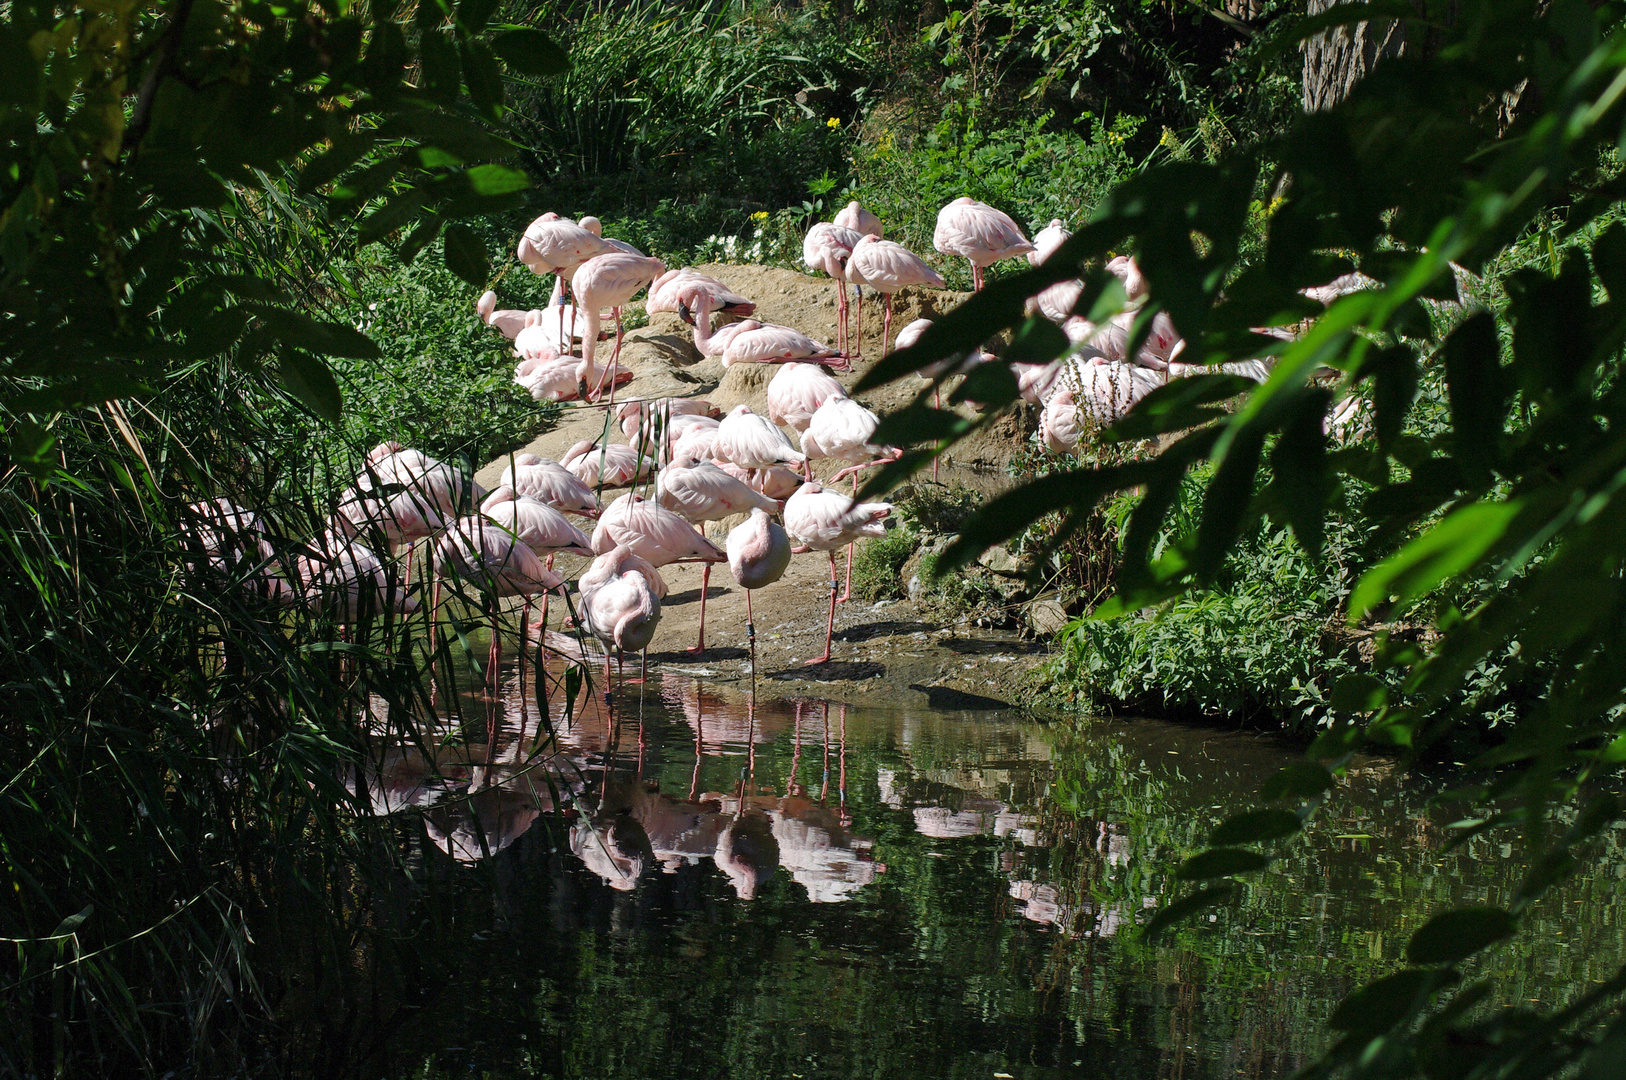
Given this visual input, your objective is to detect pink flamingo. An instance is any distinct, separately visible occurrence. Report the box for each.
[685,294,850,371]
[802,222,865,357]
[591,493,727,568]
[577,544,663,693]
[1023,221,1082,324]
[617,397,720,444]
[800,393,900,600]
[475,290,530,340]
[668,419,721,467]
[725,508,792,665]
[297,531,418,619]
[767,362,846,438]
[782,482,892,665]
[646,268,756,321]
[933,197,1035,291]
[845,235,945,356]
[832,200,882,238]
[892,317,994,479]
[500,453,600,518]
[561,440,656,488]
[714,405,807,472]
[181,498,294,602]
[517,214,611,350]
[578,542,669,599]
[657,457,782,651]
[571,252,665,404]
[1105,254,1148,301]
[712,460,803,500]
[481,485,595,634]
[577,215,646,255]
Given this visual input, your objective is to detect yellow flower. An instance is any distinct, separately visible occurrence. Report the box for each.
[826,117,842,129]
[751,210,769,222]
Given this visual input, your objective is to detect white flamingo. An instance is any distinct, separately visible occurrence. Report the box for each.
[686,294,849,371]
[714,405,807,471]
[800,393,900,600]
[646,268,756,321]
[577,545,663,691]
[726,508,792,663]
[766,362,845,435]
[561,439,656,488]
[803,222,865,357]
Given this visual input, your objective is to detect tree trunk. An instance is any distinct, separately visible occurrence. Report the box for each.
[1301,0,1410,112]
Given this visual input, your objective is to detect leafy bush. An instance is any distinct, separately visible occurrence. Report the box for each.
[849,525,919,602]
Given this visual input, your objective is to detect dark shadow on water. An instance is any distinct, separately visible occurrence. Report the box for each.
[647,646,751,663]
[833,620,934,643]
[908,683,1012,710]
[766,661,886,682]
[664,586,731,606]
[940,636,1048,656]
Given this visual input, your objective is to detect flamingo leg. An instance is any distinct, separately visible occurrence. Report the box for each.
[689,562,711,653]
[745,588,756,672]
[594,306,625,406]
[881,295,893,358]
[805,551,838,665]
[854,288,864,360]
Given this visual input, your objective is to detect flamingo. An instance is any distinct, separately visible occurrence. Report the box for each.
[711,460,803,500]
[577,545,663,696]
[646,268,756,321]
[783,482,891,665]
[1105,254,1148,301]
[800,393,900,600]
[180,498,294,601]
[684,293,850,371]
[933,197,1035,291]
[297,531,419,619]
[766,362,845,435]
[893,317,996,405]
[725,508,792,666]
[845,235,945,355]
[336,442,480,549]
[832,200,882,238]
[590,493,727,568]
[617,397,720,444]
[500,453,599,518]
[578,540,670,599]
[1023,220,1082,324]
[802,222,865,357]
[434,516,567,719]
[668,419,721,467]
[517,214,611,350]
[561,439,656,488]
[714,405,807,471]
[577,215,646,255]
[657,457,781,651]
[480,487,595,559]
[571,252,665,403]
[475,290,530,340]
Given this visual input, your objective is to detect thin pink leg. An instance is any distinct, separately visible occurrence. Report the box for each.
[805,551,838,665]
[854,290,864,360]
[881,296,893,358]
[690,562,710,653]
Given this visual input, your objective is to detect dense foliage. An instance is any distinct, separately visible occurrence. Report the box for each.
[861,0,1626,1074]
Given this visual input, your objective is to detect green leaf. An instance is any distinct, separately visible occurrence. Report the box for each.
[1208,809,1303,846]
[1347,500,1522,621]
[1405,906,1517,965]
[1328,968,1447,1038]
[458,0,501,31]
[443,223,490,286]
[1174,847,1270,880]
[460,39,505,119]
[490,27,570,76]
[7,419,58,479]
[1004,316,1069,366]
[947,361,1019,407]
[1260,762,1334,801]
[465,163,530,195]
[419,29,461,98]
[1441,311,1507,481]
[1106,374,1253,442]
[1268,387,1333,557]
[256,308,382,359]
[1328,673,1387,716]
[1141,883,1238,942]
[279,351,344,424]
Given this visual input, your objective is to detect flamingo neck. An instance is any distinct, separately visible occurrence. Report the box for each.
[690,295,718,355]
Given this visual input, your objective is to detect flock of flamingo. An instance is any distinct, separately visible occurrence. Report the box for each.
[189,194,1353,707]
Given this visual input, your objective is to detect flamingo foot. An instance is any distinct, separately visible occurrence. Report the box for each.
[804,652,832,666]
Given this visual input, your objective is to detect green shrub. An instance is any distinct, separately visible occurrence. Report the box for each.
[850,526,918,602]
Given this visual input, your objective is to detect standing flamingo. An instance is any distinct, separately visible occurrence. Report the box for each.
[481,485,595,635]
[832,200,882,238]
[591,493,727,568]
[714,405,807,472]
[802,222,864,357]
[571,252,665,404]
[712,460,804,500]
[845,235,945,356]
[725,508,792,667]
[800,393,900,600]
[658,457,781,651]
[617,397,720,444]
[577,545,663,695]
[517,214,611,351]
[783,483,892,665]
[933,197,1035,291]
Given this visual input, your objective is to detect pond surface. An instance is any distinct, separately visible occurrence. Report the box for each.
[349,653,1626,1080]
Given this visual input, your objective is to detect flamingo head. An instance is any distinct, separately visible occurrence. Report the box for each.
[578,214,603,236]
[479,486,517,513]
[365,441,405,466]
[476,290,497,318]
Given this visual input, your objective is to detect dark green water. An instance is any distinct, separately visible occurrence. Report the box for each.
[350,661,1626,1080]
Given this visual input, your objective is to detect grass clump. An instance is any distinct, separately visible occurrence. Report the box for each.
[850,525,919,602]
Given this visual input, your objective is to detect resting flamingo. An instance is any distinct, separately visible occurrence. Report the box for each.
[783,483,892,665]
[517,214,610,349]
[800,393,899,599]
[668,419,722,466]
[933,197,1035,291]
[767,362,846,438]
[832,200,882,238]
[714,405,807,471]
[475,290,529,340]
[571,252,665,403]
[297,531,418,619]
[561,440,656,488]
[657,457,781,651]
[500,453,600,518]
[577,216,646,255]
[684,294,849,371]
[845,235,945,356]
[591,493,727,568]
[617,397,720,444]
[712,460,803,500]
[646,268,756,322]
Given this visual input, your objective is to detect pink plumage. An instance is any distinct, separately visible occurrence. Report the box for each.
[658,457,781,522]
[767,362,846,432]
[479,486,595,558]
[727,508,792,591]
[499,453,599,517]
[714,405,807,470]
[646,268,756,320]
[577,546,663,654]
[571,252,665,403]
[476,290,529,340]
[832,200,882,238]
[846,235,945,356]
[783,482,891,552]
[591,493,726,565]
[933,197,1036,290]
[561,440,656,487]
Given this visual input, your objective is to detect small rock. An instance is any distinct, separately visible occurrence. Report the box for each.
[978,545,1024,576]
[1025,596,1071,636]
